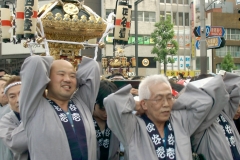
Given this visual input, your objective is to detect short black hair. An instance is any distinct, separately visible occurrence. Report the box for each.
[96,80,118,108]
[0,69,7,74]
[178,73,183,79]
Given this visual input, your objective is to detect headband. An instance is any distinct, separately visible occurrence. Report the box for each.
[4,81,21,94]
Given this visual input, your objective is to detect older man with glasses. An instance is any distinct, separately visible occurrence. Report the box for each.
[104,74,228,160]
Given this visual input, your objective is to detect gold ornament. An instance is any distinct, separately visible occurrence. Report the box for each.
[142,58,150,67]
[36,37,44,44]
[63,3,79,15]
[98,43,105,49]
[23,42,28,48]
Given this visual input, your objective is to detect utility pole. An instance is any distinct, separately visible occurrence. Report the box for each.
[134,0,143,76]
[200,0,207,74]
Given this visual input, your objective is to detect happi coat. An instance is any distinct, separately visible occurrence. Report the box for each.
[0,110,29,160]
[20,55,100,160]
[96,130,120,160]
[192,73,240,160]
[0,104,13,160]
[104,75,228,160]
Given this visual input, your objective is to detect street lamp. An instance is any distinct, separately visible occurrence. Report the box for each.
[199,0,225,74]
[134,0,143,76]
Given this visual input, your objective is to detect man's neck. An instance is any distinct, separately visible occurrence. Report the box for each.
[155,122,166,138]
[93,116,106,131]
[0,103,8,107]
[47,96,69,112]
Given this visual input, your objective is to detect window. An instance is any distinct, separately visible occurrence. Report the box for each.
[235,64,240,69]
[216,46,240,58]
[184,0,189,4]
[138,11,143,21]
[166,0,171,3]
[144,12,156,22]
[178,0,183,4]
[173,12,177,25]
[172,0,177,3]
[224,29,240,40]
[179,12,183,26]
[160,0,164,3]
[185,13,189,26]
[160,11,165,21]
[106,9,114,19]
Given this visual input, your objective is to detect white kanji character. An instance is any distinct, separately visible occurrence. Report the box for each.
[54,105,62,111]
[225,125,232,134]
[156,146,165,158]
[229,136,236,147]
[98,138,103,146]
[103,139,110,148]
[105,128,111,136]
[152,134,161,145]
[59,113,68,122]
[220,115,227,122]
[146,123,155,132]
[168,134,175,145]
[72,113,81,121]
[69,104,77,111]
[167,148,175,159]
[96,130,102,138]
[168,123,172,131]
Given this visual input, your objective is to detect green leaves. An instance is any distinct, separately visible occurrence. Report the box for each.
[220,53,237,72]
[150,15,179,75]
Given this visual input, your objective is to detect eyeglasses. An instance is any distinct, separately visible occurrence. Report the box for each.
[145,96,174,104]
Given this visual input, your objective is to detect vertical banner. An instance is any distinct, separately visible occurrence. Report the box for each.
[190,2,195,57]
[114,2,132,45]
[1,8,11,42]
[173,56,178,70]
[24,0,38,39]
[185,56,191,69]
[179,56,184,70]
[16,0,25,40]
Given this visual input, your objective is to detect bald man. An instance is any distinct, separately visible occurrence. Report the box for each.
[20,55,100,160]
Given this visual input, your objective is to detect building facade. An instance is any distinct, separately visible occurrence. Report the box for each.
[103,0,192,77]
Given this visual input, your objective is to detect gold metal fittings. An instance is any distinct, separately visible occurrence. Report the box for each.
[63,3,79,15]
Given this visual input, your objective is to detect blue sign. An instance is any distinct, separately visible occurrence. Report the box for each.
[195,40,200,50]
[196,26,211,37]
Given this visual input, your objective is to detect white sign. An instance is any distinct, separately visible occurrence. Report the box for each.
[2,42,45,55]
[173,56,178,70]
[179,56,184,70]
[237,0,240,5]
[185,56,191,69]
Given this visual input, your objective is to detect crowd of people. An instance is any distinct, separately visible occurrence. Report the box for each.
[0,55,240,160]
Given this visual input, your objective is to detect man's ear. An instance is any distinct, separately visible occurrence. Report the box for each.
[140,100,148,111]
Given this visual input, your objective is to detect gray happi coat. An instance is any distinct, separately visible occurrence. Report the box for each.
[20,56,100,160]
[0,104,13,160]
[0,110,28,160]
[96,131,120,160]
[104,75,228,160]
[192,73,240,160]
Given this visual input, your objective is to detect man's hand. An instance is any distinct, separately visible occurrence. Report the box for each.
[130,88,138,96]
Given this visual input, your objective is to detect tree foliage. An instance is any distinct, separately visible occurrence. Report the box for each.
[150,16,179,75]
[220,53,237,72]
